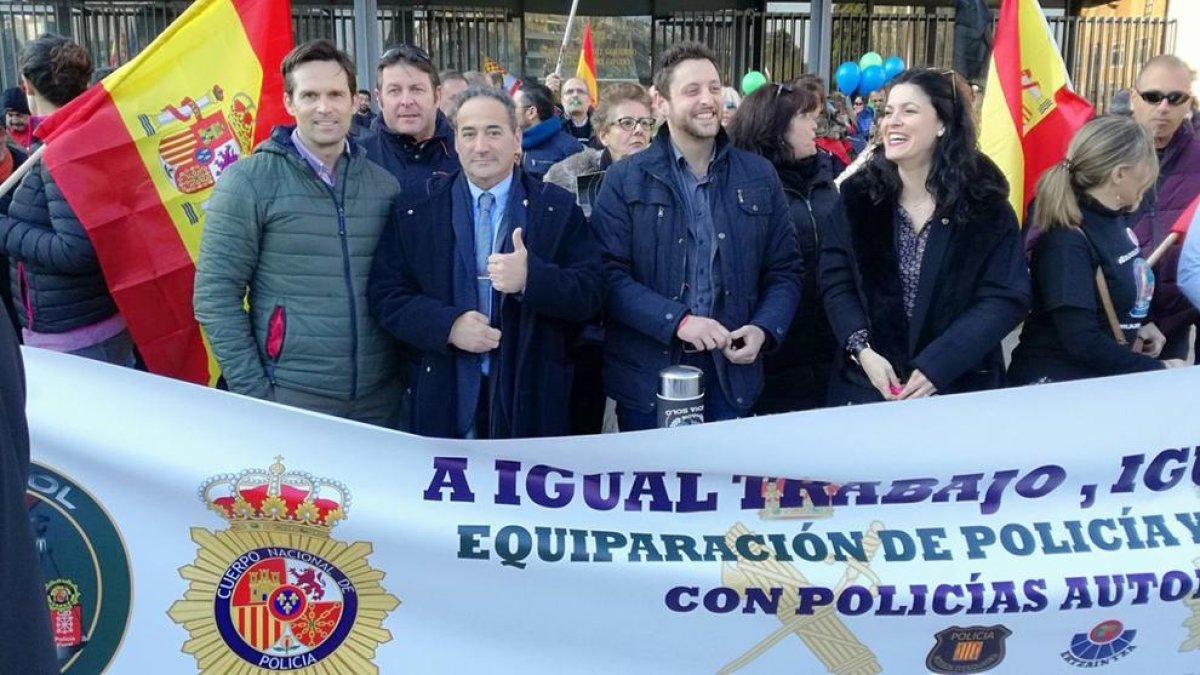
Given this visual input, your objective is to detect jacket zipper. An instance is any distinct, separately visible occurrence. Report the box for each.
[17,261,33,330]
[323,159,358,399]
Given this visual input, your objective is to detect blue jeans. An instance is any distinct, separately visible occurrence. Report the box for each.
[616,352,741,431]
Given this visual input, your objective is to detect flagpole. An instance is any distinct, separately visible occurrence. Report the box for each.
[0,145,45,201]
[553,0,582,77]
[1146,233,1179,268]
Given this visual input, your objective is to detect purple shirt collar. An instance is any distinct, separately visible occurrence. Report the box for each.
[291,127,347,187]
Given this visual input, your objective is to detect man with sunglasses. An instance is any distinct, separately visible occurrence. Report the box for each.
[591,42,801,431]
[358,44,460,193]
[1130,54,1200,363]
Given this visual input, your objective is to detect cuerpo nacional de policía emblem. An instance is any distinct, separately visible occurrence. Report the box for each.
[169,457,399,673]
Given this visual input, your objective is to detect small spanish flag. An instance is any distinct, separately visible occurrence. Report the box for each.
[576,23,598,103]
[1172,193,1199,237]
[980,0,1093,225]
[34,0,293,384]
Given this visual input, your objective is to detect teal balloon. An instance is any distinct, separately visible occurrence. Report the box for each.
[741,70,767,96]
[883,55,906,81]
[834,62,861,96]
[859,51,884,70]
[860,65,887,95]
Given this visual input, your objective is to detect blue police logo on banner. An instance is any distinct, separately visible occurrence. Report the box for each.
[169,457,399,673]
[926,624,1011,673]
[1061,619,1137,667]
[27,462,133,674]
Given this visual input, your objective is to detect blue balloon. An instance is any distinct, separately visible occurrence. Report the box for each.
[859,65,887,96]
[835,61,861,96]
[883,56,906,82]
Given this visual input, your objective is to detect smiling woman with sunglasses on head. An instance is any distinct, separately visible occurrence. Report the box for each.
[820,68,1031,405]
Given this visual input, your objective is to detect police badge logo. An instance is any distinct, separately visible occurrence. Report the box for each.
[27,462,133,673]
[926,625,1011,673]
[1061,619,1137,667]
[169,457,399,673]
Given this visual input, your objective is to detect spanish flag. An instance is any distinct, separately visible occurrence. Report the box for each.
[576,23,598,103]
[980,0,1093,225]
[34,0,293,384]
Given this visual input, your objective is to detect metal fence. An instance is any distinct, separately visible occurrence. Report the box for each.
[0,2,1179,113]
[652,10,762,86]
[651,9,1175,112]
[0,1,522,90]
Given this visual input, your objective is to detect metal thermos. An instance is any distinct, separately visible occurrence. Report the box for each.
[656,365,705,428]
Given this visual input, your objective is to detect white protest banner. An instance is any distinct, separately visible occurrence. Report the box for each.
[21,347,1200,673]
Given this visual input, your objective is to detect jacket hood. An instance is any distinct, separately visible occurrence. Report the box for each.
[776,152,835,196]
[522,116,567,149]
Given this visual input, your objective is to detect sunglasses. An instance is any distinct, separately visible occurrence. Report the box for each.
[381,44,432,65]
[612,116,656,132]
[773,82,793,100]
[1138,90,1191,106]
[934,69,959,107]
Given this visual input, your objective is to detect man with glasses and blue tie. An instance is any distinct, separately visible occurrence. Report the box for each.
[1130,54,1200,364]
[368,85,604,439]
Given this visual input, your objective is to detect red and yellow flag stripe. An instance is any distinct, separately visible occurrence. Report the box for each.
[980,0,1093,225]
[36,0,293,384]
[576,23,599,104]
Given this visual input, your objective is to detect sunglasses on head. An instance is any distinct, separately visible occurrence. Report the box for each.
[1138,89,1191,106]
[934,69,959,107]
[612,116,656,132]
[381,44,432,65]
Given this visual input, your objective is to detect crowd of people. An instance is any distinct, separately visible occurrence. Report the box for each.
[0,32,1197,440]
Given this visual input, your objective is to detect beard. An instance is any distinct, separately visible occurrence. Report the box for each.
[673,111,719,141]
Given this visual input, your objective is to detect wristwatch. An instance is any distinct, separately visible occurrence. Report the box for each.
[846,329,871,364]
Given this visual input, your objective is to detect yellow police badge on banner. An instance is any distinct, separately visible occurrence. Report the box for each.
[169,457,399,673]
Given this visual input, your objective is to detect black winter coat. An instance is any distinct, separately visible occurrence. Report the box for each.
[0,302,58,673]
[755,154,839,414]
[820,159,1031,404]
[369,170,604,438]
[0,149,117,333]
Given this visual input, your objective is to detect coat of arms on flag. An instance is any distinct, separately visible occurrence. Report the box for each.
[168,457,399,673]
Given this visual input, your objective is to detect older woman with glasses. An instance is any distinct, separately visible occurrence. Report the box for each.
[728,82,840,413]
[820,68,1030,404]
[544,83,655,215]
[543,82,655,435]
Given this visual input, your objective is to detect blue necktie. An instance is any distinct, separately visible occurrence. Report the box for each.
[475,192,496,319]
[475,192,496,377]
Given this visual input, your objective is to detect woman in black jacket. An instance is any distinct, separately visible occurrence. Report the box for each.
[820,69,1030,404]
[0,34,130,365]
[729,82,839,413]
[1009,115,1186,383]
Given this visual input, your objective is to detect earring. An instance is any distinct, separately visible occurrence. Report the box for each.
[937,128,945,137]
